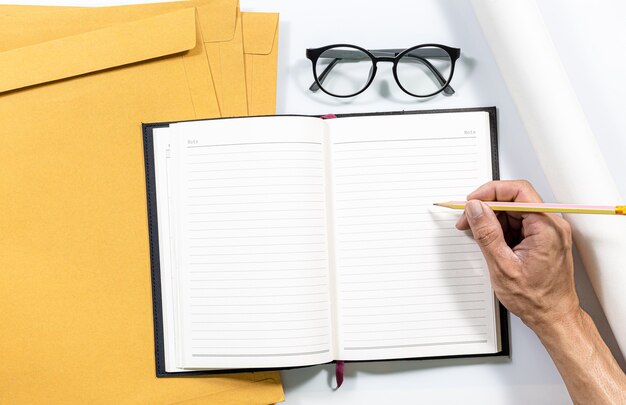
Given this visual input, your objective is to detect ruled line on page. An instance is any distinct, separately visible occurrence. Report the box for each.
[188,175,324,181]
[186,164,322,170]
[191,325,329,333]
[337,229,463,236]
[342,341,488,350]
[336,216,457,222]
[189,250,326,256]
[191,309,328,315]
[333,136,475,145]
[339,298,486,307]
[188,192,324,198]
[337,235,466,244]
[189,284,328,290]
[334,171,478,179]
[192,343,330,350]
[190,300,328,307]
[187,158,324,164]
[188,225,325,231]
[186,201,324,207]
[190,340,331,347]
[190,291,328,298]
[191,333,329,341]
[333,175,477,186]
[187,217,324,224]
[342,324,487,333]
[189,275,326,282]
[341,292,486,301]
[189,233,326,240]
[338,242,475,252]
[334,221,458,229]
[186,141,322,148]
[342,316,487,326]
[189,258,327,265]
[334,200,463,209]
[188,208,325,215]
[340,284,485,293]
[341,267,483,276]
[334,163,478,171]
[337,249,478,260]
[189,268,327,274]
[187,149,323,157]
[337,145,476,153]
[189,242,326,248]
[343,275,484,285]
[191,350,330,357]
[191,317,328,324]
[335,186,477,194]
[338,208,456,215]
[334,155,478,162]
[188,183,323,190]
[336,257,484,268]
[335,190,472,201]
[345,332,488,343]
[335,304,486,317]
[342,297,485,307]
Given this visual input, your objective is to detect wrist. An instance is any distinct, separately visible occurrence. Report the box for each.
[529,306,586,344]
[527,306,626,403]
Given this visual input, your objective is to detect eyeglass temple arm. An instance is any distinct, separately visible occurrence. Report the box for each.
[309,49,376,92]
[309,48,455,95]
[382,52,455,95]
[309,58,340,91]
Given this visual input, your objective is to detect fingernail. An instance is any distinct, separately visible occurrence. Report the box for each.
[466,200,483,219]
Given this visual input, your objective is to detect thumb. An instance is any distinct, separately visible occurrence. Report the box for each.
[465,200,510,264]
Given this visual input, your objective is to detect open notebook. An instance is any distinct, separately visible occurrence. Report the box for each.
[143,107,508,376]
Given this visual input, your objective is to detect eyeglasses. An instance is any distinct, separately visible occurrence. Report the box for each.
[306,44,460,98]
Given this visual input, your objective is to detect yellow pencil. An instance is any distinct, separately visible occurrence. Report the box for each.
[434,201,626,215]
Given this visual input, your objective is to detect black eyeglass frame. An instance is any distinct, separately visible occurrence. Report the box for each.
[305,43,461,98]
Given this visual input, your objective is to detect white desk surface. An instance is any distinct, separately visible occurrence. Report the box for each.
[5,0,626,403]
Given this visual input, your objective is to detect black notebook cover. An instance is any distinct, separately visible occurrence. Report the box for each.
[142,106,509,377]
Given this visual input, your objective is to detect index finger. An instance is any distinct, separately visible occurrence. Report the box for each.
[468,180,543,203]
[455,180,544,230]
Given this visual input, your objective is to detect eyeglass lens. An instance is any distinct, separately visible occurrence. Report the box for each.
[395,46,453,97]
[315,47,374,97]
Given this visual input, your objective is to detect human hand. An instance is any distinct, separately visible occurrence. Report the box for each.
[455,180,580,332]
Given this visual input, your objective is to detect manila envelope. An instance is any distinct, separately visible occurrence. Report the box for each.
[0,0,280,118]
[242,11,280,116]
[0,2,283,405]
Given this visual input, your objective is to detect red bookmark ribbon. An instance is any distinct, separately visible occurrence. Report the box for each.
[335,361,344,388]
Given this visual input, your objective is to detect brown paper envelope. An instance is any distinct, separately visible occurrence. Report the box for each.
[0,0,253,119]
[242,12,280,116]
[196,0,249,117]
[0,2,222,119]
[0,3,282,405]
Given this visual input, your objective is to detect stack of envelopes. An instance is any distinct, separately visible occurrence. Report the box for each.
[0,0,283,404]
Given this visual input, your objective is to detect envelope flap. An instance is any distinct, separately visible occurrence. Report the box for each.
[242,12,279,55]
[196,0,238,43]
[0,8,197,94]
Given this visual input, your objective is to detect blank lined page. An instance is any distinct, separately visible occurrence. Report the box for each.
[326,112,499,360]
[153,127,188,373]
[170,116,334,369]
